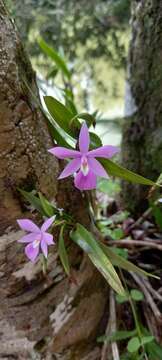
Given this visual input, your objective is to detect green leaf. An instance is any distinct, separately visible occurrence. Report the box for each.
[97,329,137,343]
[100,243,159,279]
[89,132,103,149]
[47,120,74,148]
[111,228,124,240]
[38,192,56,217]
[44,96,79,137]
[130,289,144,302]
[151,204,162,231]
[18,189,44,215]
[146,341,162,359]
[47,67,58,80]
[127,337,141,353]
[116,293,129,304]
[71,224,125,296]
[112,247,128,260]
[100,158,158,186]
[65,97,78,116]
[38,37,71,79]
[141,336,154,346]
[97,178,121,195]
[58,225,70,276]
[70,112,96,127]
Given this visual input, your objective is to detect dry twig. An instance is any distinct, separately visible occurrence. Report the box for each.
[108,239,162,251]
[101,289,120,360]
[130,273,162,322]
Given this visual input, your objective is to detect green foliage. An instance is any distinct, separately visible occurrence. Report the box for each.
[44,95,78,137]
[97,178,121,196]
[18,188,45,215]
[38,192,55,217]
[97,329,137,343]
[116,292,129,304]
[130,289,144,302]
[71,224,125,296]
[100,158,158,186]
[44,95,103,149]
[38,37,71,79]
[101,244,159,279]
[151,203,162,231]
[127,337,141,353]
[58,225,70,276]
[127,335,154,354]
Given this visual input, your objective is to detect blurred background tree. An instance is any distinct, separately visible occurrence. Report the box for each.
[7,0,131,124]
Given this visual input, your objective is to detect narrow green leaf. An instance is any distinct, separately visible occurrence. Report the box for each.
[100,158,158,186]
[65,97,78,116]
[44,96,80,137]
[38,37,71,79]
[18,189,44,215]
[130,289,144,302]
[70,112,96,127]
[146,341,162,359]
[127,337,141,353]
[100,244,159,279]
[97,329,137,343]
[151,204,162,231]
[58,225,70,276]
[22,76,74,149]
[89,132,103,149]
[47,67,58,80]
[38,192,56,217]
[71,224,125,296]
[47,120,74,148]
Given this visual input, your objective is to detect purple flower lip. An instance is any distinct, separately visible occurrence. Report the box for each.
[17,216,55,262]
[49,122,119,190]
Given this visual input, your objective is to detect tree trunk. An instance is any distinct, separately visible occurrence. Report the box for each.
[121,0,162,213]
[0,2,108,359]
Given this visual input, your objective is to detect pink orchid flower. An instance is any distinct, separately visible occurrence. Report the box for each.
[17,216,55,262]
[49,122,119,190]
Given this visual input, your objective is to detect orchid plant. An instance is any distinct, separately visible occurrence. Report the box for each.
[17,44,159,295]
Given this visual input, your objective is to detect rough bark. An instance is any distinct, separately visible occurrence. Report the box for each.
[0,2,108,359]
[122,0,162,213]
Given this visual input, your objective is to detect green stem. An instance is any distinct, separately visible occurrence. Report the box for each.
[120,270,148,360]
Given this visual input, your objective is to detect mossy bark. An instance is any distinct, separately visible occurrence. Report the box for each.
[121,0,162,213]
[0,2,108,359]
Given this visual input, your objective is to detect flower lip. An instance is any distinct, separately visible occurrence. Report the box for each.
[33,239,40,248]
[81,156,89,176]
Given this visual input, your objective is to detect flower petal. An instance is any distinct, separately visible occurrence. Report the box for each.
[17,219,40,233]
[41,215,56,232]
[41,239,48,258]
[18,232,40,243]
[58,158,81,179]
[43,233,54,245]
[79,122,90,154]
[74,170,97,190]
[88,145,119,158]
[48,147,81,159]
[88,158,109,178]
[25,243,39,262]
